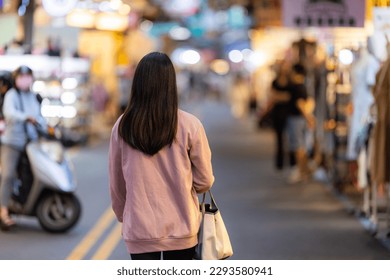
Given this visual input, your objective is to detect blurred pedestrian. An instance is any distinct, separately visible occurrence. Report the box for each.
[118,63,135,114]
[5,39,24,55]
[270,60,291,171]
[0,71,13,126]
[108,52,214,260]
[0,71,13,170]
[91,77,109,113]
[0,66,46,231]
[46,37,61,57]
[286,63,315,183]
[230,73,251,118]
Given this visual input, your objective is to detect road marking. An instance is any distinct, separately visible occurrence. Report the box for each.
[92,222,122,260]
[66,206,116,260]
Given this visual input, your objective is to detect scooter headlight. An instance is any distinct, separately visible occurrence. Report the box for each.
[40,141,64,163]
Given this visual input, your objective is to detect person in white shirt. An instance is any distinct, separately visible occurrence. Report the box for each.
[0,66,46,231]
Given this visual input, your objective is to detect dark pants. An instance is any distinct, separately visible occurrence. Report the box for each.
[130,246,196,260]
[273,116,286,170]
[0,145,21,207]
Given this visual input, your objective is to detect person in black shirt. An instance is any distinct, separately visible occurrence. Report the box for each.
[270,60,291,171]
[286,63,315,183]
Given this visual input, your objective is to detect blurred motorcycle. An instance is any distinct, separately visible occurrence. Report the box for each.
[3,123,81,233]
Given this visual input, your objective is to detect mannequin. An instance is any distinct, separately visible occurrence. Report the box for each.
[346,37,380,161]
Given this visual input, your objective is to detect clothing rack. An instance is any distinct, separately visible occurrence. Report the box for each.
[322,57,390,241]
[355,119,390,238]
[363,183,390,239]
[362,57,390,239]
[330,84,353,192]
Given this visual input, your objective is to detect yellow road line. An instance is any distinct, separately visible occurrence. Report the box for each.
[66,207,116,260]
[91,222,122,260]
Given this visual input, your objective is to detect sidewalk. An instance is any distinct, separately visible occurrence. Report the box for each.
[182,100,390,260]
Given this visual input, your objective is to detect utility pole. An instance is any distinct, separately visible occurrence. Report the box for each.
[22,0,35,52]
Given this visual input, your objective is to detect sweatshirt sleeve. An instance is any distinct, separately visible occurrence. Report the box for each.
[3,90,28,123]
[190,122,214,193]
[108,126,126,223]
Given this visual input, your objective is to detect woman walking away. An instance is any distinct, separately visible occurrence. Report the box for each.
[108,52,215,260]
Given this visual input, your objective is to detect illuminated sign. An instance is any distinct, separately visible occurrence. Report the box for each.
[282,0,365,27]
[42,0,78,17]
[162,0,200,16]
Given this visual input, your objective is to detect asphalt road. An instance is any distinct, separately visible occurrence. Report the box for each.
[0,100,389,260]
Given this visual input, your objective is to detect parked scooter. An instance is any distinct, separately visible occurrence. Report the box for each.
[3,123,81,233]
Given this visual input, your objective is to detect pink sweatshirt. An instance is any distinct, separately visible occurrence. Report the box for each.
[109,110,214,254]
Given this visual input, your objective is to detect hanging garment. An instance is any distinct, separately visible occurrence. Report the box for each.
[371,58,390,184]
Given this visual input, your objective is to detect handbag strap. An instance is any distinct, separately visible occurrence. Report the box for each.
[197,190,219,258]
[200,190,218,214]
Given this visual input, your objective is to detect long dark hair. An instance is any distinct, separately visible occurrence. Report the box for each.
[118,52,178,156]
